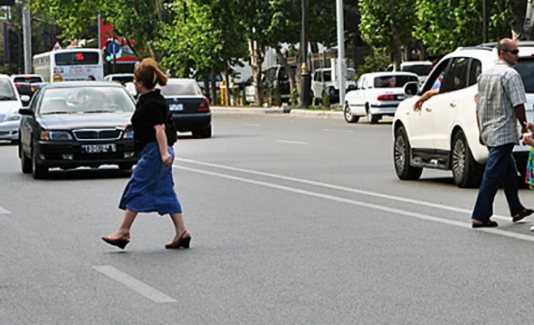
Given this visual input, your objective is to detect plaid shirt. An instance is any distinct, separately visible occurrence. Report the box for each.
[477,60,526,147]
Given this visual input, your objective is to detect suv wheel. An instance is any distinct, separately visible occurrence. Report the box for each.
[451,130,482,188]
[394,126,422,180]
[344,103,359,123]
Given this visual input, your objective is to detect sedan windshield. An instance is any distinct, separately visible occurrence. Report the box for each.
[0,78,18,100]
[39,87,135,115]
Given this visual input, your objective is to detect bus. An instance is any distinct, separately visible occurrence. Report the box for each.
[33,48,104,82]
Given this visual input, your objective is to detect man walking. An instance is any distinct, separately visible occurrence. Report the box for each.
[472,38,533,228]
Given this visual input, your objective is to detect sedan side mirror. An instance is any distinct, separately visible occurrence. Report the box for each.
[19,108,34,115]
[403,82,419,97]
[20,95,30,103]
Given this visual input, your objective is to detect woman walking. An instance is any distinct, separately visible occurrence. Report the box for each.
[102,58,191,250]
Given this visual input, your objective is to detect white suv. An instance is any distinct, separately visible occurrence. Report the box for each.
[393,43,534,188]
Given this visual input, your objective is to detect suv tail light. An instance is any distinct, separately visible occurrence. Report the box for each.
[377,94,396,101]
[198,98,210,112]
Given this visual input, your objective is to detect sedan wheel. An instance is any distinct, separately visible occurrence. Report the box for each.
[20,144,32,174]
[394,126,422,180]
[367,108,379,124]
[344,103,359,123]
[31,148,48,179]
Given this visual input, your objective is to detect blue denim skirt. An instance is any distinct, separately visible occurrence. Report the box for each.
[119,141,182,215]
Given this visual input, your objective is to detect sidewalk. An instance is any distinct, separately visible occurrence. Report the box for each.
[210,106,343,118]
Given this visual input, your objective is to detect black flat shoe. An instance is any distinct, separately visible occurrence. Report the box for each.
[472,220,499,228]
[512,208,534,223]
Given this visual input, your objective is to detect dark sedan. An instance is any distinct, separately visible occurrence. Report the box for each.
[159,78,211,138]
[18,82,138,179]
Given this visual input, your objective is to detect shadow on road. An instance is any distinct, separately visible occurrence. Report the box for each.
[31,167,132,181]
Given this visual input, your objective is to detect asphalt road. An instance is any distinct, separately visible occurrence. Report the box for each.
[2,112,534,325]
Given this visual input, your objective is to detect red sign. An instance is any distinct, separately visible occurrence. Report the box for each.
[100,19,139,63]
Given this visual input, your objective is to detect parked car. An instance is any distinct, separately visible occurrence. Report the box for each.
[393,42,534,188]
[0,75,30,143]
[11,74,44,84]
[387,61,433,85]
[311,68,357,105]
[18,81,138,179]
[103,73,134,85]
[343,72,419,124]
[158,78,212,138]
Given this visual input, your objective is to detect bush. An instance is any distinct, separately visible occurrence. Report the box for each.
[322,83,330,108]
[356,49,391,80]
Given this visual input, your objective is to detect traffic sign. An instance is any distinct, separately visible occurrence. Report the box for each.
[52,41,62,51]
[107,40,122,56]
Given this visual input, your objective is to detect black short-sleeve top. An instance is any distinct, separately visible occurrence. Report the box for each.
[131,89,168,152]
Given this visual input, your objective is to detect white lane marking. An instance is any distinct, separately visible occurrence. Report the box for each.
[243,123,261,127]
[0,206,11,214]
[322,129,354,133]
[276,140,309,145]
[173,165,534,243]
[93,265,176,303]
[174,158,510,221]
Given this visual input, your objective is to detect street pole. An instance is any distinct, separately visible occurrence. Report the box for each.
[482,0,488,43]
[299,0,311,108]
[22,6,31,74]
[97,14,101,51]
[336,0,345,107]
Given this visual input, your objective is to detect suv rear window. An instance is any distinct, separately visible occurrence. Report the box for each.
[13,76,43,83]
[374,75,419,88]
[401,64,432,76]
[515,58,534,93]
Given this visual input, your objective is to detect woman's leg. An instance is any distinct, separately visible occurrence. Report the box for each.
[106,209,139,239]
[169,212,190,241]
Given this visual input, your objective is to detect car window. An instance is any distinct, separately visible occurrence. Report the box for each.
[313,72,319,82]
[355,76,364,90]
[401,64,432,76]
[441,57,469,93]
[514,58,534,93]
[373,75,419,88]
[467,59,482,87]
[159,81,203,96]
[421,59,451,93]
[0,79,18,100]
[347,69,356,80]
[29,89,42,111]
[13,76,43,83]
[323,71,332,82]
[39,87,135,114]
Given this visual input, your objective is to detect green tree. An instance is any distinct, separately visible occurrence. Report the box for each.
[359,0,416,70]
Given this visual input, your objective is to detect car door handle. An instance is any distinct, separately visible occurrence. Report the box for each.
[450,101,456,107]
[425,106,432,112]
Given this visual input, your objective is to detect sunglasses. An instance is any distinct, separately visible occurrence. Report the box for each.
[504,49,520,55]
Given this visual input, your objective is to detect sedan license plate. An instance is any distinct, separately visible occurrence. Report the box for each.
[170,104,183,111]
[82,144,116,153]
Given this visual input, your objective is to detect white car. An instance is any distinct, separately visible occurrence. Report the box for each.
[103,73,134,85]
[343,72,419,124]
[393,43,534,188]
[0,75,29,143]
[311,68,356,105]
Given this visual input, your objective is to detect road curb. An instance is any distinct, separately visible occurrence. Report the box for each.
[211,106,343,118]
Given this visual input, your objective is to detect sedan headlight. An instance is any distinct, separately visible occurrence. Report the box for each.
[40,130,73,141]
[123,130,134,139]
[5,112,21,122]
